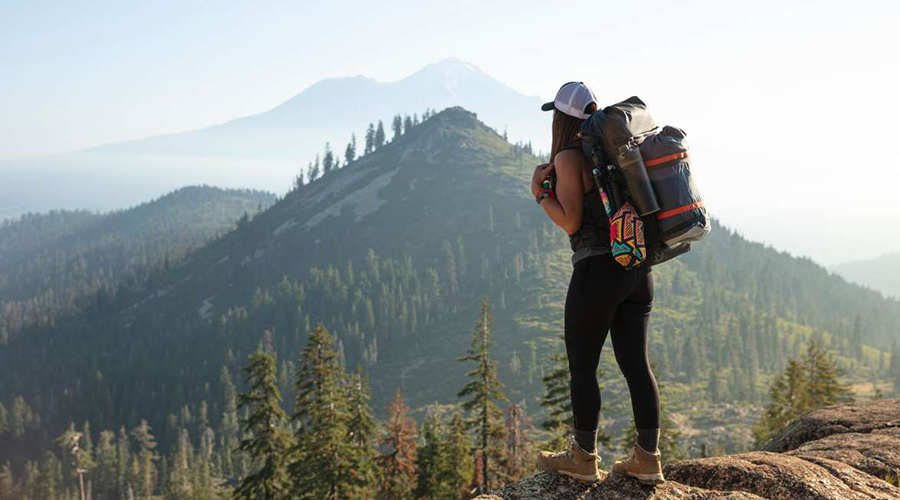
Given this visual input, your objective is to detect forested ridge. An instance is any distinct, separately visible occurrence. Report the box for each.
[0,186,275,345]
[1,106,899,500]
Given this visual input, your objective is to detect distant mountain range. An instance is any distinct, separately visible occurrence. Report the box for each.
[832,252,900,299]
[0,57,548,217]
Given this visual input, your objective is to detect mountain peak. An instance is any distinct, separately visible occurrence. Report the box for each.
[428,56,482,72]
[423,105,481,127]
[400,57,491,90]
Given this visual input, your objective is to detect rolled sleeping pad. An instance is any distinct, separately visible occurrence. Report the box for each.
[639,125,710,246]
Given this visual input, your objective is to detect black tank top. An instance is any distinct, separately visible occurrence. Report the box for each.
[557,140,611,266]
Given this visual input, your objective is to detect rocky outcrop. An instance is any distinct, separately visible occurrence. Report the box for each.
[765,398,900,453]
[473,470,766,500]
[665,452,900,500]
[475,399,900,500]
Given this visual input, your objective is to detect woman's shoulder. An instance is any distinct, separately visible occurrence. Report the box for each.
[555,147,588,168]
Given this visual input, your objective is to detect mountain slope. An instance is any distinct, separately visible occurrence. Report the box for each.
[0,58,547,216]
[2,107,899,467]
[0,185,274,344]
[832,252,900,299]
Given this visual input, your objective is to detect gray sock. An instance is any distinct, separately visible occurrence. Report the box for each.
[636,428,659,454]
[574,427,597,454]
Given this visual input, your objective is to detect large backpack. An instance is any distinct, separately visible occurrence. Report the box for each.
[580,96,711,267]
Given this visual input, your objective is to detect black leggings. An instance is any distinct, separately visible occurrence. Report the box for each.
[564,252,660,432]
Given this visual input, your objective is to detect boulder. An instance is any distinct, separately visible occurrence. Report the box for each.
[787,429,900,478]
[664,451,900,500]
[764,399,900,452]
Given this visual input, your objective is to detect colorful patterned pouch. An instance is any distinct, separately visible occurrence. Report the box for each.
[609,201,646,269]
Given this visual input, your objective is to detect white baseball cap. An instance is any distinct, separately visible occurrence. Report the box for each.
[541,81,598,119]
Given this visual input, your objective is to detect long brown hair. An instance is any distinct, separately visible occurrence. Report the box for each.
[550,102,597,162]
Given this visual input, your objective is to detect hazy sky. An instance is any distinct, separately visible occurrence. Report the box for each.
[2,0,899,264]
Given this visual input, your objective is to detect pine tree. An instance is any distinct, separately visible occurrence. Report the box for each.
[309,155,321,182]
[165,427,193,500]
[322,143,334,174]
[376,389,417,500]
[22,461,38,500]
[220,366,240,479]
[55,422,96,500]
[413,410,444,500]
[0,462,14,500]
[293,169,305,190]
[804,341,852,408]
[234,350,293,500]
[753,358,808,447]
[437,412,473,500]
[375,120,386,149]
[502,403,533,483]
[131,419,158,498]
[116,425,131,497]
[456,297,508,494]
[365,123,376,155]
[292,323,354,500]
[345,133,357,163]
[345,364,379,499]
[392,114,403,141]
[37,451,61,500]
[403,115,413,134]
[95,430,117,500]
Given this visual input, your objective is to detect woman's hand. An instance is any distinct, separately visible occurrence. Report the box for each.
[531,162,555,197]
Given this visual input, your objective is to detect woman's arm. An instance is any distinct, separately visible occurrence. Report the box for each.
[537,151,584,235]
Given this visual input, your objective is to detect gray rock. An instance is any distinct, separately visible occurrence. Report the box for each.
[664,451,900,500]
[787,429,900,478]
[764,399,900,453]
[474,470,765,500]
[476,400,900,500]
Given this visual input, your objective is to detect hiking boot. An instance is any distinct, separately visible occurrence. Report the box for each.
[537,435,601,482]
[612,445,665,485]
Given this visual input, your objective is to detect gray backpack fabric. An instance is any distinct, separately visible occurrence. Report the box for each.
[580,96,711,266]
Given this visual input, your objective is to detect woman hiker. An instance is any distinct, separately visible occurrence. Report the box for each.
[531,81,665,485]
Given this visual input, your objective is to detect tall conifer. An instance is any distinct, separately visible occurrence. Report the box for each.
[376,389,417,500]
[375,120,386,149]
[365,124,375,155]
[131,420,158,498]
[456,297,508,494]
[413,410,444,500]
[234,350,293,500]
[753,358,806,446]
[345,133,357,163]
[291,323,353,500]
[345,364,379,499]
[438,412,473,500]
